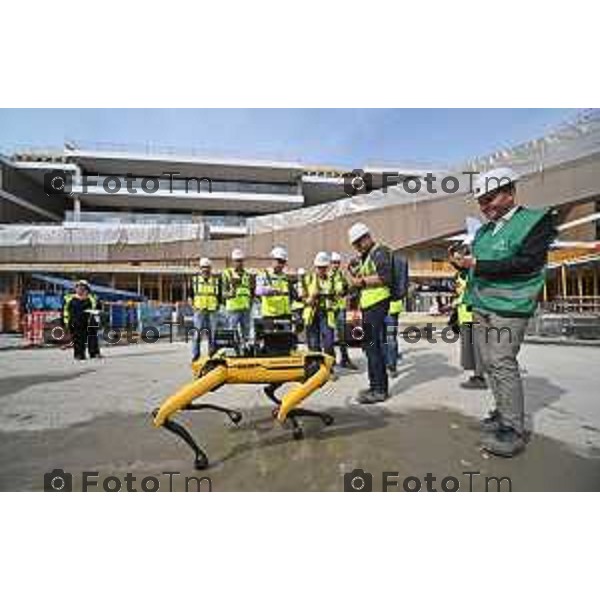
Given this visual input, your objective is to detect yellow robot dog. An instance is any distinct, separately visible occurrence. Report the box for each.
[152,321,335,470]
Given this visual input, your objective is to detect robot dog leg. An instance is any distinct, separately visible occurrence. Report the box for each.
[152,364,242,470]
[276,356,335,439]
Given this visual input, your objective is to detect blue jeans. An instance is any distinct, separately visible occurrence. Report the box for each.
[227,310,252,342]
[363,300,389,394]
[384,314,402,368]
[191,311,217,360]
[307,311,335,356]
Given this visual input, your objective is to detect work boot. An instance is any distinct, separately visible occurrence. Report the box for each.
[481,426,526,458]
[358,390,388,405]
[460,376,488,390]
[480,409,501,433]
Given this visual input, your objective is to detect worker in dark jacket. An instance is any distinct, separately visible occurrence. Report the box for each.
[347,222,392,404]
[63,280,101,360]
[450,168,556,457]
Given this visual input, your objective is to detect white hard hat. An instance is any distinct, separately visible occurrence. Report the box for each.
[199,257,211,268]
[473,167,519,200]
[270,246,288,261]
[231,248,245,260]
[75,279,90,289]
[297,268,306,276]
[330,252,342,263]
[348,222,370,245]
[314,251,330,267]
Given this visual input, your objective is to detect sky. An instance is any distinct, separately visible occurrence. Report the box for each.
[0,108,582,168]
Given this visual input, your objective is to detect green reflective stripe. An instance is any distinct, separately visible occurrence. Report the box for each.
[473,284,540,300]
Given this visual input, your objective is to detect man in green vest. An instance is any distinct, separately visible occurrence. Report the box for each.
[304,252,336,356]
[255,246,295,327]
[190,257,221,360]
[222,248,253,343]
[451,167,556,457]
[347,222,392,404]
[330,252,357,370]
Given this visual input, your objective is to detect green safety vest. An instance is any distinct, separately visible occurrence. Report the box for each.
[358,244,391,310]
[63,292,97,327]
[303,272,336,328]
[465,207,548,317]
[454,273,473,325]
[330,269,347,311]
[260,270,291,317]
[192,274,219,312]
[222,268,252,312]
[389,299,404,316]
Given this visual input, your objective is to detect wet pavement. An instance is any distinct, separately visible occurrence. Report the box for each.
[1,340,599,491]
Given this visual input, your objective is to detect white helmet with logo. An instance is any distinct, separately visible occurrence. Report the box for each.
[330,251,342,263]
[270,246,288,261]
[231,248,245,260]
[199,257,211,268]
[348,222,370,245]
[313,251,330,267]
[473,167,519,199]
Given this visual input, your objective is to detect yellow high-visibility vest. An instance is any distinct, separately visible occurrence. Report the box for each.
[192,274,219,312]
[358,245,391,309]
[260,271,291,317]
[222,268,252,312]
[303,272,335,328]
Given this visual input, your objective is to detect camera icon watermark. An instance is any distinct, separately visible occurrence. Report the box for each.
[344,468,373,492]
[343,169,373,197]
[44,170,73,196]
[44,468,73,492]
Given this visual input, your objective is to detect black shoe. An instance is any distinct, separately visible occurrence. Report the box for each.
[340,360,359,371]
[460,376,488,390]
[388,365,399,378]
[482,426,526,458]
[480,409,501,433]
[358,390,388,405]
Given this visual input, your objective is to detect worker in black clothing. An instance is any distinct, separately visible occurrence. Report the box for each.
[63,280,101,360]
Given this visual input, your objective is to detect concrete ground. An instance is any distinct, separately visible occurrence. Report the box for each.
[1,337,599,491]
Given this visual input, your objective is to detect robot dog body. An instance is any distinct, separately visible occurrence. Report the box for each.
[152,324,335,470]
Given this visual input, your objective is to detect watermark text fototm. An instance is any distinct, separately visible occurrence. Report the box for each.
[344,468,512,492]
[342,169,514,197]
[43,468,212,492]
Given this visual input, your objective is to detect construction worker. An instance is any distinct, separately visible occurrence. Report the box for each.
[385,298,404,377]
[190,257,221,360]
[330,252,357,370]
[255,246,295,327]
[63,280,101,360]
[347,222,392,404]
[304,252,336,356]
[222,248,253,342]
[292,268,307,332]
[453,270,486,389]
[451,167,556,457]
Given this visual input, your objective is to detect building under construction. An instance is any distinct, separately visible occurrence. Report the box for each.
[1,110,600,334]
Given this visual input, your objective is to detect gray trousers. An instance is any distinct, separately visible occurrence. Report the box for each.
[473,311,529,434]
[460,324,484,377]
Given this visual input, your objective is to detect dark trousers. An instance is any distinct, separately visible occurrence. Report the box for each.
[362,299,390,394]
[72,324,100,359]
[307,312,334,356]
